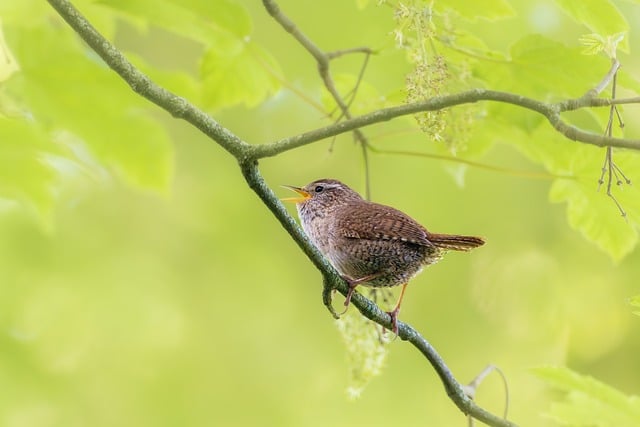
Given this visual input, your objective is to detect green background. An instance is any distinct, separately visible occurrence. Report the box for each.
[0,0,639,426]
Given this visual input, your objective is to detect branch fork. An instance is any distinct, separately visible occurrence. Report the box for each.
[43,1,640,426]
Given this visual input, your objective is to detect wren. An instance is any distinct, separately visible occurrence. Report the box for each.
[283,178,484,334]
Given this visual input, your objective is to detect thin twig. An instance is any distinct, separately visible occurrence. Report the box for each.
[263,0,373,199]
[327,46,375,59]
[582,58,620,99]
[337,51,372,121]
[41,2,640,426]
[44,2,519,425]
[597,66,629,217]
[465,365,510,427]
[563,95,640,109]
[369,146,574,180]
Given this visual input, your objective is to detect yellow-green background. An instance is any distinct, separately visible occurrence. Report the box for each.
[1,0,639,426]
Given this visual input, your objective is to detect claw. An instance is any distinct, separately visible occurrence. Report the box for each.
[385,308,400,337]
[385,283,408,337]
[322,280,340,319]
[338,281,358,315]
[339,272,383,314]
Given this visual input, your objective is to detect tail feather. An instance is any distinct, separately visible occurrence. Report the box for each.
[428,233,485,251]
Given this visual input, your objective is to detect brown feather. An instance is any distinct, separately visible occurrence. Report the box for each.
[427,233,485,251]
[335,201,435,247]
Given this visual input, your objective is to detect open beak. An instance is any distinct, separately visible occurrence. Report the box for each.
[281,185,312,203]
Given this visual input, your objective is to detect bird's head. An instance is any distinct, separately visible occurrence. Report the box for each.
[281,179,363,210]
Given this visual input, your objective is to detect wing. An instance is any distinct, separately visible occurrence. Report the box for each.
[334,201,434,247]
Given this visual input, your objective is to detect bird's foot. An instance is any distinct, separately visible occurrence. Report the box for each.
[385,307,401,337]
[322,279,340,319]
[338,280,359,316]
[384,283,408,338]
[338,272,383,315]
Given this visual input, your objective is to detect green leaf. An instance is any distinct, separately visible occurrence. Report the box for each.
[0,0,49,28]
[125,52,202,107]
[550,178,638,261]
[102,112,174,191]
[630,295,640,316]
[476,35,613,106]
[4,23,174,192]
[97,0,281,111]
[477,36,640,260]
[98,0,248,50]
[0,21,19,82]
[548,147,640,261]
[553,0,629,52]
[440,29,507,63]
[200,41,282,110]
[532,366,640,427]
[436,0,516,21]
[508,35,611,96]
[579,32,625,58]
[476,34,622,146]
[0,118,56,222]
[504,118,640,261]
[173,0,252,37]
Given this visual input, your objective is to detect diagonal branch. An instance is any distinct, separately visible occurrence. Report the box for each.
[581,58,620,99]
[42,1,640,426]
[45,0,250,161]
[240,161,518,427]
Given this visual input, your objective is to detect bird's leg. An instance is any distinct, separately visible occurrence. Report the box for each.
[339,272,383,315]
[386,283,408,336]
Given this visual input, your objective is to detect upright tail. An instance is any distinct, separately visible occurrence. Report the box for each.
[427,233,485,251]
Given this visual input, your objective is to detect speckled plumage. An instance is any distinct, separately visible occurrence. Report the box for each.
[284,178,484,333]
[292,179,484,289]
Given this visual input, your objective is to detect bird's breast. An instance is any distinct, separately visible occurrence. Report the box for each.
[297,203,335,255]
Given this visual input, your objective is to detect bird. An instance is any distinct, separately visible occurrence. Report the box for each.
[282,178,485,334]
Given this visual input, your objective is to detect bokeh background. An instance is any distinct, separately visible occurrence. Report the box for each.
[1,0,639,426]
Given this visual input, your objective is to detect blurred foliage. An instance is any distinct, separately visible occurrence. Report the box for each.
[1,0,640,426]
[630,295,640,316]
[334,297,390,400]
[533,366,640,427]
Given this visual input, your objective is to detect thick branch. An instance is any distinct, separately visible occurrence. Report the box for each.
[240,161,517,427]
[250,90,640,159]
[43,1,639,427]
[46,0,640,164]
[44,5,513,426]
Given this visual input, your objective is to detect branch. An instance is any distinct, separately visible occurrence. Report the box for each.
[45,2,517,425]
[560,95,640,109]
[42,1,640,427]
[240,162,518,427]
[44,0,251,161]
[581,58,620,99]
[42,3,640,166]
[327,46,375,60]
[250,89,640,159]
[262,0,373,199]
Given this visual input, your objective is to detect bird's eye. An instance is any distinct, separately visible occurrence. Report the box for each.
[314,185,324,193]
